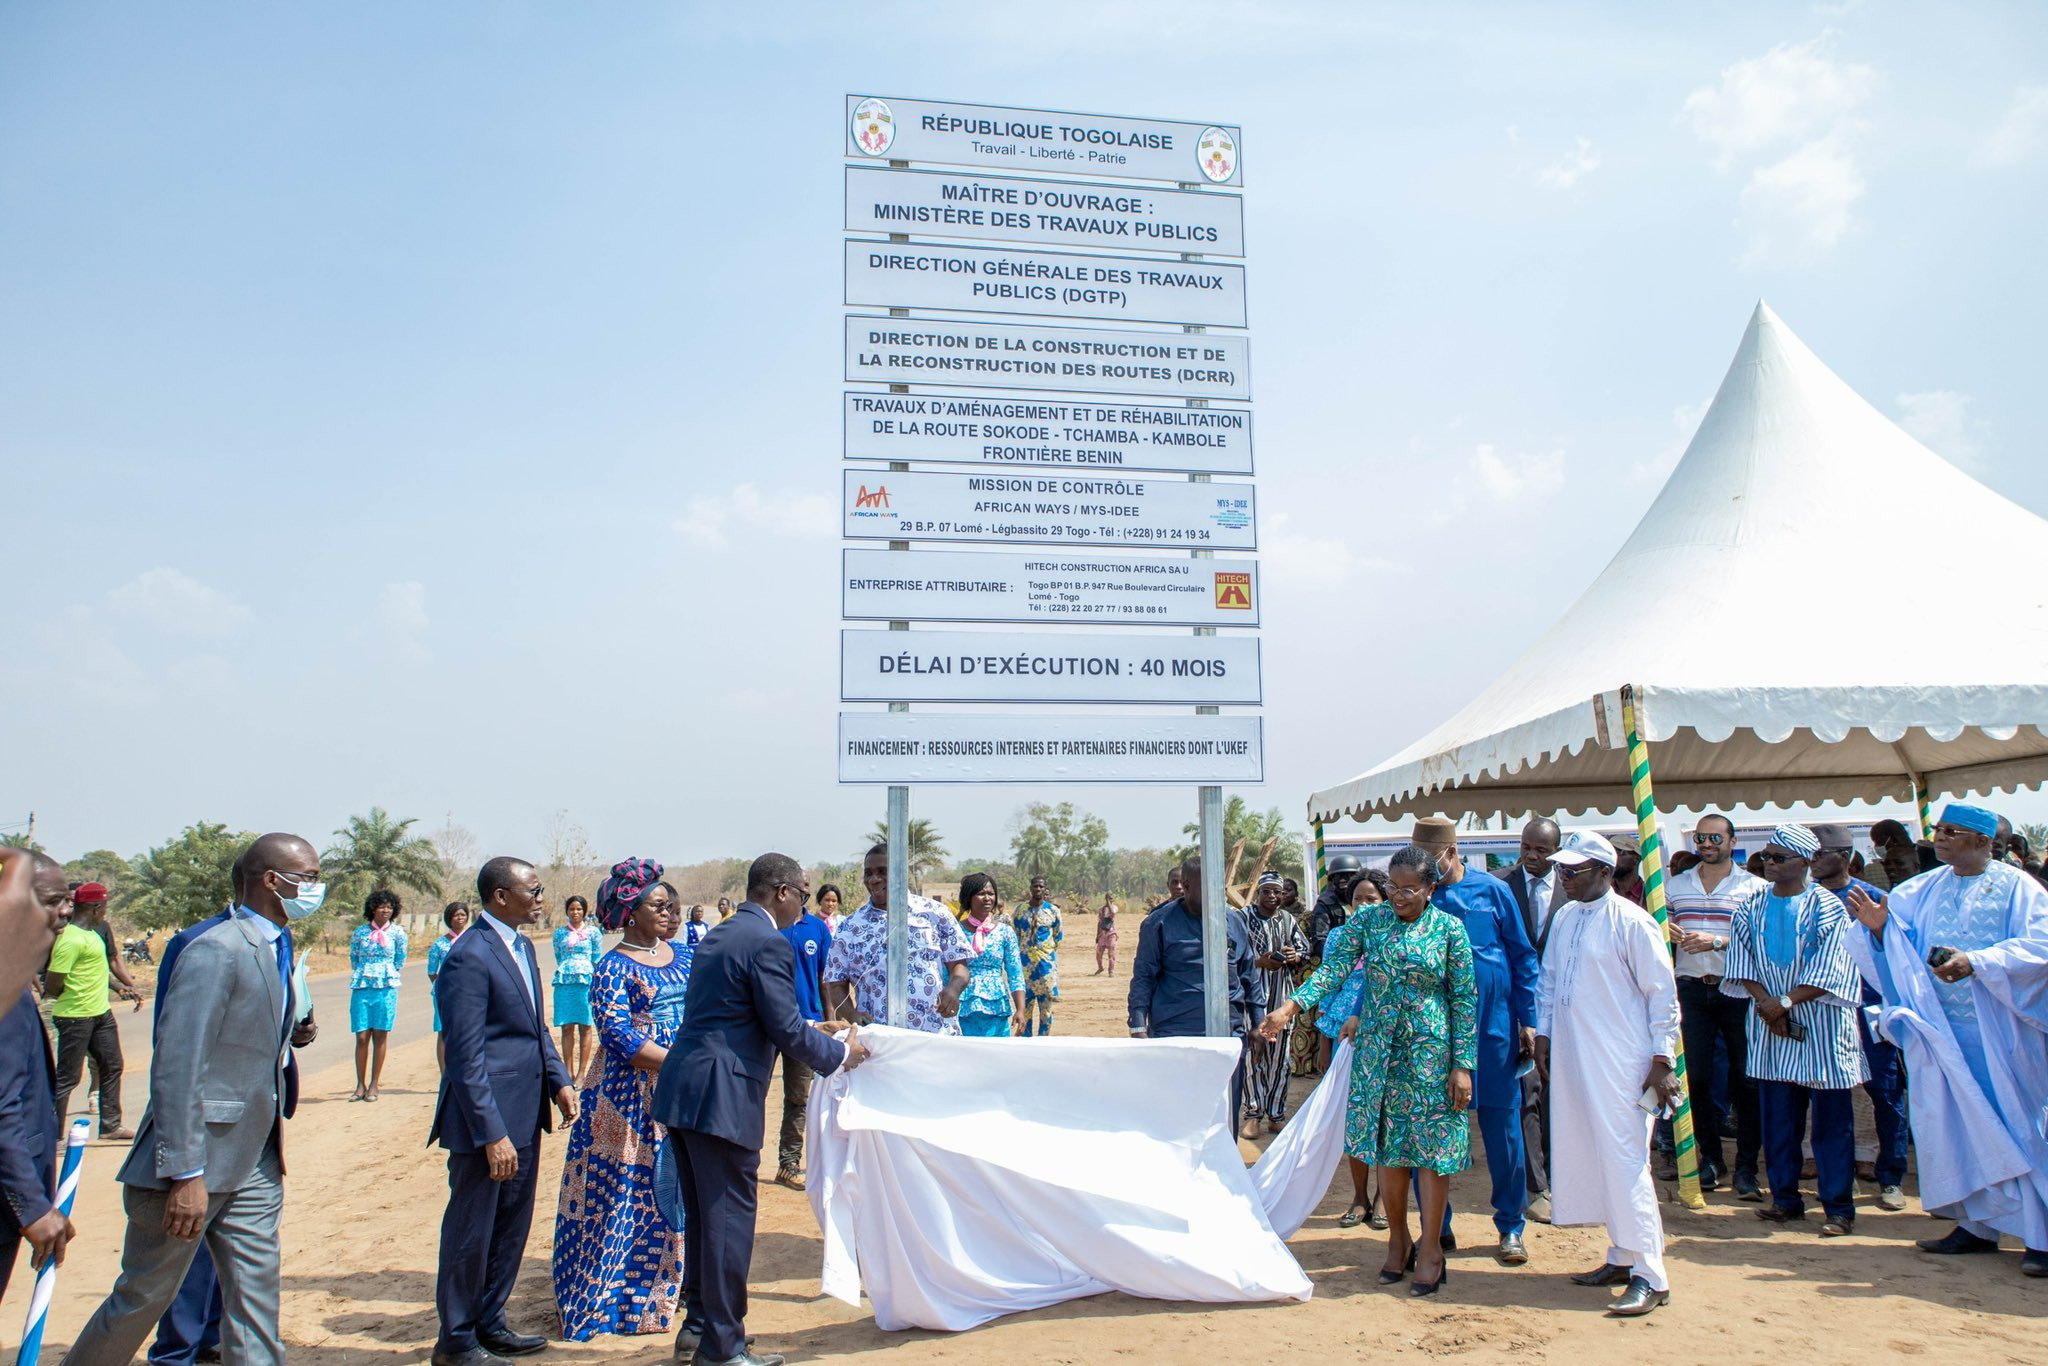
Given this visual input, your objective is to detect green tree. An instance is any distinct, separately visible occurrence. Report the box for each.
[65,849,131,900]
[1008,802,1111,902]
[1175,795,1305,883]
[128,822,256,932]
[865,818,948,891]
[323,807,444,920]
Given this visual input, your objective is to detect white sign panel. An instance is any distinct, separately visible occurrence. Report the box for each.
[841,629,1261,705]
[843,468,1256,550]
[846,316,1250,400]
[845,166,1245,256]
[839,713,1265,784]
[842,548,1260,625]
[847,94,1244,188]
[846,240,1246,328]
[844,393,1252,474]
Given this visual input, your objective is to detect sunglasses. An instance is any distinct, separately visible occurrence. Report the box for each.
[1692,832,1726,846]
[1757,850,1799,864]
[1557,861,1605,879]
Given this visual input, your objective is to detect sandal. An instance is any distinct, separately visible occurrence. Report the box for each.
[1339,1203,1369,1229]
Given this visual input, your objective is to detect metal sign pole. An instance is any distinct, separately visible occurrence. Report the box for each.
[1187,294,1229,1040]
[886,781,909,1027]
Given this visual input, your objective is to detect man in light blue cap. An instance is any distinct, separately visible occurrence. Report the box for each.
[1722,823,1867,1237]
[1844,802,2048,1277]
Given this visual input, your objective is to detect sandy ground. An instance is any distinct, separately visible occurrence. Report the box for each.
[12,961,2047,1364]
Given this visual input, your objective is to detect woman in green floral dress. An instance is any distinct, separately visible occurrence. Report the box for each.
[1262,846,1477,1296]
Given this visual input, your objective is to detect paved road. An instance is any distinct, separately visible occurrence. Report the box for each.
[65,934,581,1126]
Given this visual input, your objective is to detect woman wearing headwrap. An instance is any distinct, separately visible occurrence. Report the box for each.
[348,889,408,1102]
[955,872,1026,1037]
[552,894,603,1082]
[552,858,694,1341]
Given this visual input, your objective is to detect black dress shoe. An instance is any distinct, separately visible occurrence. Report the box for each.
[1570,1262,1632,1287]
[2022,1248,2048,1277]
[432,1350,513,1366]
[1497,1232,1528,1265]
[673,1323,757,1359]
[691,1351,785,1366]
[477,1328,546,1357]
[1439,1230,1457,1252]
[1607,1276,1669,1316]
[1918,1225,2001,1255]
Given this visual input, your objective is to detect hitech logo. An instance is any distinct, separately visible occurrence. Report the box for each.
[1214,572,1252,610]
[853,484,891,509]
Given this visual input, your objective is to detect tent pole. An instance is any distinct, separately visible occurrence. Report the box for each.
[1311,819,1327,900]
[1619,685,1706,1212]
[1914,776,1935,839]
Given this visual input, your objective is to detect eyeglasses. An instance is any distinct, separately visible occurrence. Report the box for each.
[1692,832,1725,846]
[527,884,545,899]
[776,884,811,905]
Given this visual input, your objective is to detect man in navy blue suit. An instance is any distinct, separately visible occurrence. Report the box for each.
[429,856,577,1366]
[654,852,868,1366]
[0,852,73,1301]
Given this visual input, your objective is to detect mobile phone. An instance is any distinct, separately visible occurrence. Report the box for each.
[1928,945,1957,969]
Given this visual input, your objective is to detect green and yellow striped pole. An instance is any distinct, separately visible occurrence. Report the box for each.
[1620,685,1705,1211]
[1913,776,1935,839]
[1312,819,1328,899]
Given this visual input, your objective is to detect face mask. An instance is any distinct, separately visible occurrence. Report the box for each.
[274,873,327,920]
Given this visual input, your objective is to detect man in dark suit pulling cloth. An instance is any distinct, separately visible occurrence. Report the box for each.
[654,852,869,1366]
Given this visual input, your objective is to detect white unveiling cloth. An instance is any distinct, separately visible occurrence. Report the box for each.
[806,1026,1315,1331]
[1248,1038,1353,1238]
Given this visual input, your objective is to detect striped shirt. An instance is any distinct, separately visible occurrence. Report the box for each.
[1722,883,1868,1089]
[1665,863,1766,979]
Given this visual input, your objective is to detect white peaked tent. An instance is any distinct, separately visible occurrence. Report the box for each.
[1309,302,2048,825]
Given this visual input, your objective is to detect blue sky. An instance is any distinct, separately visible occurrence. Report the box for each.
[4,2,2044,866]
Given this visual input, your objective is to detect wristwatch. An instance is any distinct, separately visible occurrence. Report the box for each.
[1776,994,1793,1011]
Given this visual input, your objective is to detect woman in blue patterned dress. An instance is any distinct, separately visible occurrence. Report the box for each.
[426,901,469,1075]
[1261,847,1476,1296]
[1313,868,1392,1228]
[553,895,603,1083]
[553,859,694,1341]
[955,872,1026,1037]
[348,889,408,1102]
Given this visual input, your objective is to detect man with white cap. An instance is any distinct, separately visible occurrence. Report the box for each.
[1722,823,1867,1238]
[1845,802,2048,1277]
[1533,830,1679,1317]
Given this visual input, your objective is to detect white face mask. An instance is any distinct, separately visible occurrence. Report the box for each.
[273,872,327,920]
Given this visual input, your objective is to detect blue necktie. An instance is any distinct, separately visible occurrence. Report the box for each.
[275,928,294,1027]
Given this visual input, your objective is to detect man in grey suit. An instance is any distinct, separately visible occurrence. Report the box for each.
[63,833,322,1366]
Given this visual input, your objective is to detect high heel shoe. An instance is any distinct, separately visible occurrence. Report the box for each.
[1379,1242,1414,1284]
[1410,1264,1448,1297]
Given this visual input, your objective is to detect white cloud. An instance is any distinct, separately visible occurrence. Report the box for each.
[1678,36,1877,170]
[1631,399,1713,484]
[105,568,251,636]
[377,581,431,662]
[1469,444,1565,501]
[1974,84,2048,168]
[1895,390,1985,471]
[674,482,837,549]
[1679,35,1878,265]
[1535,136,1601,189]
[1736,134,1866,264]
[1504,124,1522,147]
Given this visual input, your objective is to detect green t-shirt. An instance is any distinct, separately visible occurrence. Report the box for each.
[48,922,112,1018]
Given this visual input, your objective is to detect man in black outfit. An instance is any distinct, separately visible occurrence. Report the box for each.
[653,853,867,1366]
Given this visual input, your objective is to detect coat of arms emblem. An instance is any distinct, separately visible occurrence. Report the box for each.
[851,98,895,157]
[1197,126,1236,183]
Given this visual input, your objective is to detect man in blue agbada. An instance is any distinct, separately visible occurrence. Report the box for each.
[1845,803,2048,1278]
[1412,816,1541,1266]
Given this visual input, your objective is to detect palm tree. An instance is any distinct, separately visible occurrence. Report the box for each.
[324,807,444,915]
[865,817,949,892]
